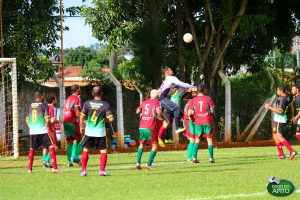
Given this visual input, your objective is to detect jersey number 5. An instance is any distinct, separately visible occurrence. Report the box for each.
[144,104,150,115]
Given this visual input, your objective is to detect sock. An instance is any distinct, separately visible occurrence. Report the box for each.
[100,153,107,171]
[187,142,194,160]
[147,151,157,166]
[49,147,57,169]
[192,143,199,159]
[66,144,72,163]
[136,148,143,164]
[71,143,78,160]
[28,148,34,170]
[42,153,47,162]
[296,134,300,141]
[208,145,214,159]
[46,153,51,162]
[276,143,284,156]
[158,127,166,139]
[82,151,89,171]
[75,143,83,159]
[281,140,294,153]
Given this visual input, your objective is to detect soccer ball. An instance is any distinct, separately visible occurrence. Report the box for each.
[183,33,193,43]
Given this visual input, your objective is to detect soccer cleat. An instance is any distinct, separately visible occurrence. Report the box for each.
[175,127,186,134]
[43,161,52,168]
[67,162,74,167]
[135,163,142,170]
[72,158,82,166]
[81,170,87,177]
[158,138,166,148]
[28,169,32,174]
[289,151,297,160]
[209,158,215,163]
[192,158,199,163]
[52,168,63,174]
[146,165,154,170]
[99,170,111,176]
[277,155,286,160]
[164,139,174,144]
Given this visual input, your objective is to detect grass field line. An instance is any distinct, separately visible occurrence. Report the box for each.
[185,189,300,200]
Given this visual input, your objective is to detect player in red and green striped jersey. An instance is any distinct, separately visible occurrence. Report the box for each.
[79,86,114,176]
[136,89,163,170]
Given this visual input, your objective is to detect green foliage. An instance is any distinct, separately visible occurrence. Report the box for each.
[64,46,98,67]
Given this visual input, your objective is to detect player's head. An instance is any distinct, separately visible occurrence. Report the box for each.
[71,84,80,95]
[291,84,300,95]
[92,86,103,98]
[46,93,57,105]
[163,67,174,77]
[34,91,45,101]
[276,84,287,96]
[196,83,205,94]
[150,89,158,99]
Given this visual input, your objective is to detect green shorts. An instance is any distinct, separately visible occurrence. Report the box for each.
[139,128,152,141]
[64,122,78,137]
[195,124,211,135]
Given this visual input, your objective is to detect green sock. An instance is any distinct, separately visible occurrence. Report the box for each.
[136,148,143,164]
[46,153,51,162]
[71,143,78,160]
[192,143,199,159]
[208,145,214,159]
[187,142,194,161]
[147,151,157,166]
[42,153,47,162]
[75,142,83,159]
[67,144,72,163]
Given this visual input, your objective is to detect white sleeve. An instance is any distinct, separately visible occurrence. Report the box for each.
[170,76,192,88]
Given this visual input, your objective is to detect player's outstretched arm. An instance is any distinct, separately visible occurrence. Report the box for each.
[79,114,85,134]
[136,107,142,114]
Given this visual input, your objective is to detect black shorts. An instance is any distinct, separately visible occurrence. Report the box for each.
[163,109,174,120]
[272,122,286,134]
[30,133,52,150]
[296,125,300,133]
[81,135,107,150]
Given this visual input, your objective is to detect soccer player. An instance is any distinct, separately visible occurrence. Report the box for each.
[79,86,113,176]
[183,98,195,161]
[157,67,194,136]
[64,84,82,167]
[265,85,297,160]
[26,91,60,173]
[291,84,300,142]
[188,84,215,163]
[135,89,163,170]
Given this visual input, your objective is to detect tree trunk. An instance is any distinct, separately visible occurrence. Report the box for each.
[176,0,185,81]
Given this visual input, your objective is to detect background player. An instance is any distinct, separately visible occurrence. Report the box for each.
[79,86,114,176]
[26,91,60,173]
[188,84,215,163]
[265,85,297,160]
[64,84,82,166]
[291,84,300,142]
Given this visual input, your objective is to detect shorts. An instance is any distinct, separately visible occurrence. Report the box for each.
[139,128,157,144]
[64,122,81,142]
[183,119,195,138]
[30,133,52,150]
[195,124,211,136]
[81,135,107,150]
[272,122,286,134]
[163,109,173,121]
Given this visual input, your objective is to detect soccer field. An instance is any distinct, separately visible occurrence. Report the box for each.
[1,145,300,200]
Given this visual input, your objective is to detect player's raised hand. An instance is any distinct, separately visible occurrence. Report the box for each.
[264,104,271,109]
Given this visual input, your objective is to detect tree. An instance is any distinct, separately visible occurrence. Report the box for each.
[64,46,98,67]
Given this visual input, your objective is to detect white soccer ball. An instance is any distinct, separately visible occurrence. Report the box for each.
[183,33,193,43]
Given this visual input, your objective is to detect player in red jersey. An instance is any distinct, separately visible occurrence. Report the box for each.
[47,93,59,148]
[64,84,82,167]
[188,84,215,163]
[135,89,163,170]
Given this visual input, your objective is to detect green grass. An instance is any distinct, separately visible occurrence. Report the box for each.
[1,146,300,200]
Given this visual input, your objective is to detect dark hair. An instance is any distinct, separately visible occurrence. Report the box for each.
[46,93,56,103]
[197,84,205,93]
[92,86,102,97]
[277,84,287,93]
[293,84,300,90]
[71,84,80,93]
[34,91,44,99]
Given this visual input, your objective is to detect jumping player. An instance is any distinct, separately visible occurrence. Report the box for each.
[265,85,297,160]
[136,89,163,170]
[64,84,82,166]
[26,91,60,173]
[79,86,114,176]
[291,84,300,142]
[188,84,215,163]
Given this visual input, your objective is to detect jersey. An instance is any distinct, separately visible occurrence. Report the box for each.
[274,95,291,123]
[183,99,192,120]
[81,99,112,137]
[189,95,215,125]
[138,99,161,130]
[64,94,81,123]
[170,87,189,107]
[28,101,49,135]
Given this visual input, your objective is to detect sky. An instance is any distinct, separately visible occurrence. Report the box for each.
[55,0,98,49]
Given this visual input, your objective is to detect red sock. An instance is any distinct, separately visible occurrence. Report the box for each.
[100,153,107,171]
[28,148,34,170]
[158,127,166,140]
[49,147,57,169]
[296,134,300,141]
[281,140,294,153]
[276,143,284,156]
[82,151,89,171]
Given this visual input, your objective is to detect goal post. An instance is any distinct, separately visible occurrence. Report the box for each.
[0,58,18,159]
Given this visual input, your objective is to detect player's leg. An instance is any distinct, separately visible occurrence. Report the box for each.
[296,125,300,141]
[272,122,285,159]
[146,129,158,170]
[43,133,61,173]
[192,124,202,163]
[28,135,37,173]
[99,136,110,176]
[186,120,195,161]
[72,123,82,165]
[64,122,76,166]
[136,142,144,169]
[206,136,214,163]
[187,137,195,162]
[158,119,170,147]
[80,135,90,176]
[42,148,52,168]
[66,139,74,166]
[277,128,297,160]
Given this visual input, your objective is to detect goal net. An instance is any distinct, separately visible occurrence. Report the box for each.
[0,58,18,159]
